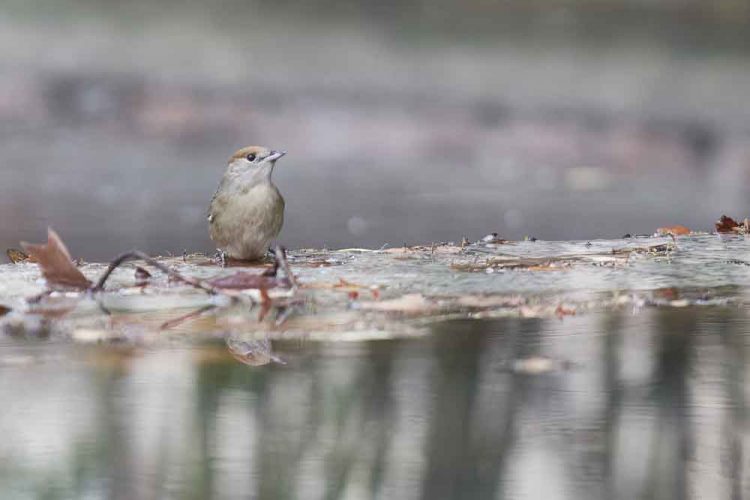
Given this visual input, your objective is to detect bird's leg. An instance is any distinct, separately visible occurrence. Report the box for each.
[274,246,297,288]
[213,249,228,267]
[262,258,279,276]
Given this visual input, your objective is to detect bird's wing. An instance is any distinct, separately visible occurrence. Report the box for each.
[207,176,229,222]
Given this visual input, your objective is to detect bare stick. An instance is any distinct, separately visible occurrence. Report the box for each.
[160,304,217,330]
[26,289,54,304]
[93,251,229,296]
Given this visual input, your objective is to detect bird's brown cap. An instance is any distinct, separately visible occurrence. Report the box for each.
[229,146,272,163]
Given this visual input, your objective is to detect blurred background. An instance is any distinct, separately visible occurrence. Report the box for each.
[1,0,750,259]
[1,3,750,500]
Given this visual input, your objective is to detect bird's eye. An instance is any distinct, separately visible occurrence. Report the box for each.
[246,153,256,162]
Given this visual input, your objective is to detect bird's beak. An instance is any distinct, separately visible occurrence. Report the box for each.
[267,150,287,162]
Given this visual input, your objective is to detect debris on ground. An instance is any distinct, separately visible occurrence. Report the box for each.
[715,214,749,234]
[656,224,691,236]
[20,229,91,289]
[6,248,31,264]
[1,229,748,346]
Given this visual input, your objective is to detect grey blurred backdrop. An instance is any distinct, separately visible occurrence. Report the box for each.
[1,0,750,259]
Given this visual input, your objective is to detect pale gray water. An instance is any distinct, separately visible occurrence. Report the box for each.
[0,308,747,500]
[0,236,749,499]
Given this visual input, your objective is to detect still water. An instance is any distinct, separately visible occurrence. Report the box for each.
[1,308,747,500]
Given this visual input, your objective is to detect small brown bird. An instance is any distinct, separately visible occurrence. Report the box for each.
[208,146,286,261]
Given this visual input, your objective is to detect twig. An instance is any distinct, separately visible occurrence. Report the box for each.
[95,295,112,316]
[92,250,229,296]
[160,304,217,330]
[26,289,54,304]
[274,301,305,326]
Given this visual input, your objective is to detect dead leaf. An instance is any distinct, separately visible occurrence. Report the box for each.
[715,214,742,233]
[6,248,32,264]
[656,225,691,236]
[0,304,11,317]
[20,229,91,289]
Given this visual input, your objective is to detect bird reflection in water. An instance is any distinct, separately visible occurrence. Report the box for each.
[225,333,286,366]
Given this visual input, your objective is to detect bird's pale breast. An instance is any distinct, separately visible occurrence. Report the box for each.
[209,183,284,260]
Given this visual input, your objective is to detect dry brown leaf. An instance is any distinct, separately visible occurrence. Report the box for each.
[6,248,32,264]
[656,225,691,236]
[0,304,11,317]
[20,229,91,289]
[715,214,741,233]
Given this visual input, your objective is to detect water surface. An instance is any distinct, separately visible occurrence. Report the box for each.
[1,308,747,499]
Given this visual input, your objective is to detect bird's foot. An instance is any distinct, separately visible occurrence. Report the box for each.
[213,249,228,267]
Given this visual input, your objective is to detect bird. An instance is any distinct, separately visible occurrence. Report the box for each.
[208,145,286,261]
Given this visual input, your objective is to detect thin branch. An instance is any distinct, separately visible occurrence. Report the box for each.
[160,304,217,330]
[92,250,230,296]
[26,289,54,304]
